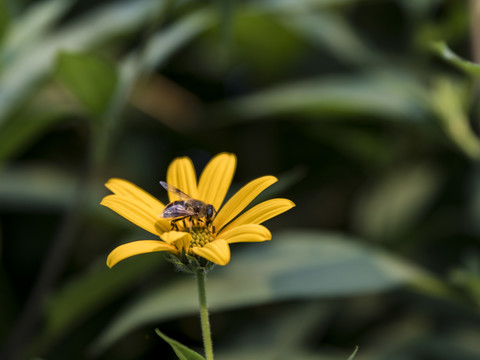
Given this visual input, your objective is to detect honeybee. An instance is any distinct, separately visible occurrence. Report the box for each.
[159,181,216,229]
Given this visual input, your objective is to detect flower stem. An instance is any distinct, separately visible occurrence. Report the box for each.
[195,268,214,360]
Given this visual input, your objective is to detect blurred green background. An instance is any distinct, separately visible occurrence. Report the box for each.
[2,0,480,359]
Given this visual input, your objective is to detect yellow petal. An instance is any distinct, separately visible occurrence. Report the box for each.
[105,178,165,213]
[106,240,176,268]
[166,156,198,201]
[160,231,190,243]
[220,198,295,233]
[213,175,277,230]
[191,239,231,266]
[160,231,192,252]
[197,153,236,211]
[219,224,271,244]
[101,195,170,235]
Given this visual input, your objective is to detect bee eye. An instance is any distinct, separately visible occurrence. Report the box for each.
[207,205,215,219]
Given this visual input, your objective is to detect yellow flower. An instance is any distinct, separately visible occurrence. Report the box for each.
[101,152,295,268]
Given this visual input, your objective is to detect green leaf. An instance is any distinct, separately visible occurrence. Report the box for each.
[398,0,439,19]
[431,41,480,78]
[430,77,480,159]
[216,0,234,67]
[0,0,166,124]
[215,302,332,360]
[0,165,76,210]
[155,329,206,360]
[45,256,161,335]
[280,11,380,65]
[258,0,361,10]
[111,7,213,114]
[347,346,359,360]
[353,163,442,242]
[93,7,214,135]
[450,268,480,307]
[230,9,303,78]
[214,70,428,123]
[28,253,164,354]
[0,107,65,165]
[0,0,11,43]
[1,0,74,64]
[129,8,214,75]
[54,52,118,119]
[91,230,435,354]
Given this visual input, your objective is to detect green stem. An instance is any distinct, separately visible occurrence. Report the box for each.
[195,268,214,360]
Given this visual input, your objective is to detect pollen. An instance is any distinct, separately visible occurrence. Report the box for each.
[189,226,215,248]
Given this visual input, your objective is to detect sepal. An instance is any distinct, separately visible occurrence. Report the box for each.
[165,252,216,274]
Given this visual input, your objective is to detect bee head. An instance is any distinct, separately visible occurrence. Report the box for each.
[206,204,216,221]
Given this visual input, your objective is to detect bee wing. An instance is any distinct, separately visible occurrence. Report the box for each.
[160,203,197,219]
[160,181,193,200]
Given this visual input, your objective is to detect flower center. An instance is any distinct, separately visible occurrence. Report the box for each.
[189,226,215,248]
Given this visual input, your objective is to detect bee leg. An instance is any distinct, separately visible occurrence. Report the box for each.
[205,219,214,233]
[173,220,181,231]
